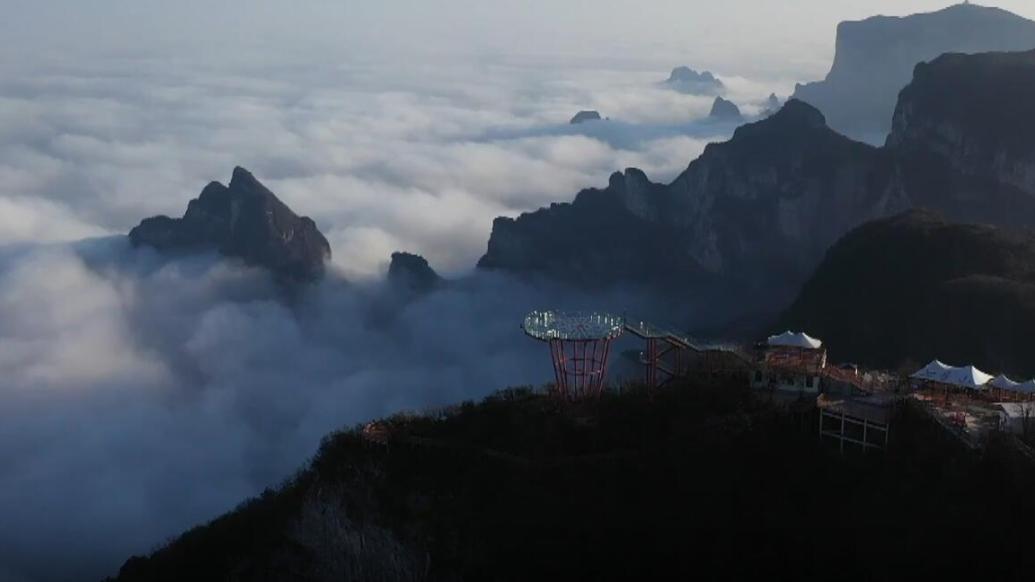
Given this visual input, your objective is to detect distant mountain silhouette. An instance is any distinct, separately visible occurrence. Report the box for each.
[780,210,1035,377]
[708,97,742,122]
[663,66,725,95]
[793,3,1035,142]
[130,167,331,281]
[387,252,442,294]
[570,110,602,124]
[480,50,1035,327]
[761,93,781,117]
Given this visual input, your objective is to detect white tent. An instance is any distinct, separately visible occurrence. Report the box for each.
[986,375,1035,396]
[990,375,1020,391]
[1017,380,1035,395]
[767,331,823,350]
[911,360,992,391]
[911,360,951,381]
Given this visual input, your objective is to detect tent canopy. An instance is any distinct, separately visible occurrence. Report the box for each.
[990,374,1020,390]
[911,360,950,379]
[911,360,992,390]
[767,331,823,350]
[985,375,1035,394]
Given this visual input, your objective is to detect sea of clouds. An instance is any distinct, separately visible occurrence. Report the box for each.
[0,51,791,581]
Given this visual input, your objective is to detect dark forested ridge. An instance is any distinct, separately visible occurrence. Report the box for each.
[780,209,1035,377]
[108,379,1035,581]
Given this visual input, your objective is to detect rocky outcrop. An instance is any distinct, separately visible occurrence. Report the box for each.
[129,167,331,281]
[708,97,742,122]
[793,3,1035,141]
[570,111,602,124]
[387,252,442,294]
[780,210,1035,377]
[762,93,781,116]
[663,66,724,95]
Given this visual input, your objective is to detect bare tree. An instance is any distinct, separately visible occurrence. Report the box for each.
[289,487,427,582]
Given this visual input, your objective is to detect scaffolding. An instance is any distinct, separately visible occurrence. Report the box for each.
[817,394,892,453]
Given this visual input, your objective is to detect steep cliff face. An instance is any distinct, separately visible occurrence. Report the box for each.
[793,3,1035,141]
[130,167,331,281]
[665,101,901,284]
[887,50,1035,195]
[780,210,1035,376]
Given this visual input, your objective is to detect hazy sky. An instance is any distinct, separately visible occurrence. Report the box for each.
[3,1,1034,73]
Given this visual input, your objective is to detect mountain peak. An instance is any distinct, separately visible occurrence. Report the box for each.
[724,99,832,146]
[229,165,260,188]
[709,96,742,121]
[129,167,331,282]
[387,252,441,294]
[663,65,725,95]
[767,99,826,129]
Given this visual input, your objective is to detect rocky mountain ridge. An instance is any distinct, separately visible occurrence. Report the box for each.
[480,49,1035,326]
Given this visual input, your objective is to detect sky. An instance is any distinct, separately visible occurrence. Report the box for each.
[3,1,1035,70]
[1,2,1033,581]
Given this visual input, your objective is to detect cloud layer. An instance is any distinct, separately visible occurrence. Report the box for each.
[0,56,768,279]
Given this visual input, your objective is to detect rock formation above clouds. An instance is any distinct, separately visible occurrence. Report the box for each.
[130,167,331,282]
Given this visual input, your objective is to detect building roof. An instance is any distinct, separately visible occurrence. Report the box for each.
[763,347,826,373]
[911,360,993,390]
[767,331,823,349]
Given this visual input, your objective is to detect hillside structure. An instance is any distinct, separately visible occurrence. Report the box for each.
[750,331,827,394]
[522,310,624,400]
[625,319,748,389]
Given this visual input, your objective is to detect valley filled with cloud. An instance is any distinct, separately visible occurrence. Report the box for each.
[0,49,785,581]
